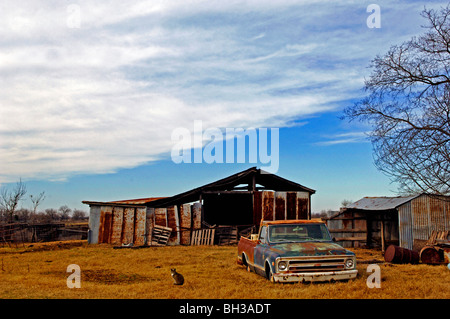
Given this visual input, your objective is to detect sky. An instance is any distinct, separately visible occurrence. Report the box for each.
[0,0,447,214]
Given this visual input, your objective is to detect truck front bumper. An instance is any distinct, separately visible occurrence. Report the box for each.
[273,269,358,283]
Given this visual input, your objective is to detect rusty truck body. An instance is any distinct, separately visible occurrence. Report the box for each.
[237,219,358,283]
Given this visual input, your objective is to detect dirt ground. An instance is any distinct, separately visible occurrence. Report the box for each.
[0,240,449,299]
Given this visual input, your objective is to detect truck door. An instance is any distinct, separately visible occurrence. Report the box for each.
[254,225,269,272]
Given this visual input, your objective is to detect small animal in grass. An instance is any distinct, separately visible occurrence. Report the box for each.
[170,268,184,285]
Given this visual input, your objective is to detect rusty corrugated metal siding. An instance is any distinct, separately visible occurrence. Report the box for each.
[110,206,123,245]
[145,208,154,244]
[275,192,286,220]
[122,207,135,244]
[412,195,430,241]
[86,190,312,246]
[192,202,202,229]
[154,208,167,227]
[179,204,191,245]
[394,194,450,250]
[262,191,274,221]
[133,207,147,246]
[98,206,113,244]
[408,194,450,249]
[167,206,179,245]
[286,192,297,219]
[398,201,413,250]
[258,191,310,222]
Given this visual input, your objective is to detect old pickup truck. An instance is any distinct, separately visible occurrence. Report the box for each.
[237,219,358,283]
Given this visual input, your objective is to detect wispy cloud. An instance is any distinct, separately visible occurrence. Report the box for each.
[315,132,369,146]
[0,0,441,183]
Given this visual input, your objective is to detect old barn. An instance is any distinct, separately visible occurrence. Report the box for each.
[84,167,315,246]
[326,194,450,251]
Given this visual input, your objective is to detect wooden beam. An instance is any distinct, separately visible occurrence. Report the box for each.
[201,190,254,194]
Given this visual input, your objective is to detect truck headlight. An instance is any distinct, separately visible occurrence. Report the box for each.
[278,261,288,271]
[345,258,354,269]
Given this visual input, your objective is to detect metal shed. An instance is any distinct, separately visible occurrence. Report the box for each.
[83,167,315,246]
[326,194,450,251]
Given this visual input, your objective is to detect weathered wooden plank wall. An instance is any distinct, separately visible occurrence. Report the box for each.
[90,190,311,245]
[134,207,147,246]
[98,206,113,244]
[122,207,135,245]
[110,207,123,245]
[256,191,310,222]
[179,204,191,245]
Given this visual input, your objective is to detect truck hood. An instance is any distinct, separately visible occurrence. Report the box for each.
[269,242,354,257]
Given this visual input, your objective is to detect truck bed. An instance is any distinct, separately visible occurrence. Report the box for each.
[237,236,258,266]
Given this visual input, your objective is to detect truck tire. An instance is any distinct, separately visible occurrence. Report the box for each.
[242,254,251,272]
[265,262,275,283]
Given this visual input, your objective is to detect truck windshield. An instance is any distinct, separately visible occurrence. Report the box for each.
[268,224,332,243]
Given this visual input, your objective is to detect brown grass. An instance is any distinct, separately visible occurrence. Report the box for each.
[0,240,449,299]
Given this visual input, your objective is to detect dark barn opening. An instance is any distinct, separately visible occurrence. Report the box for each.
[203,193,253,226]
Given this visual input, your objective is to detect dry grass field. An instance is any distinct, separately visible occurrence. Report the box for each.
[0,240,449,299]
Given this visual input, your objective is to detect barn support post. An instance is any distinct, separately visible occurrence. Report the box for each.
[308,193,312,220]
[366,213,373,248]
[381,214,385,252]
[199,193,204,227]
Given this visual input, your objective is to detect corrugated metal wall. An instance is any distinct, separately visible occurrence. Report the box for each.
[88,204,202,246]
[88,190,311,246]
[398,201,413,250]
[258,191,309,222]
[398,194,450,250]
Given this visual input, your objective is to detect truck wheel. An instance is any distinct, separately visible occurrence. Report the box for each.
[242,254,251,272]
[265,263,275,283]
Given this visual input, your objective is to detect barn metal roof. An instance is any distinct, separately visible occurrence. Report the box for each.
[82,197,166,207]
[143,166,315,208]
[82,167,315,208]
[345,195,420,211]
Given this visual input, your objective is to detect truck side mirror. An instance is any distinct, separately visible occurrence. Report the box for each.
[332,237,336,242]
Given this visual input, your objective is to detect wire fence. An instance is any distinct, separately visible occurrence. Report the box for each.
[0,222,88,247]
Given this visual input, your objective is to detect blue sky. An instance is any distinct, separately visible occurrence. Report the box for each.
[0,0,447,214]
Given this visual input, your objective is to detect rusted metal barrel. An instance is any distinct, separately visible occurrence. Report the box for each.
[384,245,419,264]
[420,246,442,264]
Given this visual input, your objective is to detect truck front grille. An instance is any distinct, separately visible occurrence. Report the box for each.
[285,257,346,272]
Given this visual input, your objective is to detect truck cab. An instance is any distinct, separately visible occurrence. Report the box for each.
[237,219,358,283]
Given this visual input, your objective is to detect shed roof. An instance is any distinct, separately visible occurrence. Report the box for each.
[82,167,314,208]
[145,167,315,207]
[82,197,166,207]
[108,197,167,205]
[345,195,420,211]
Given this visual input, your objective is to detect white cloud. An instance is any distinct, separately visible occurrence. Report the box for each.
[0,0,440,183]
[315,132,369,146]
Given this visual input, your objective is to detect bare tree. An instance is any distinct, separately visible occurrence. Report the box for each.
[0,179,27,222]
[44,208,59,221]
[341,199,353,208]
[344,5,450,195]
[72,209,87,221]
[30,191,45,215]
[58,205,72,220]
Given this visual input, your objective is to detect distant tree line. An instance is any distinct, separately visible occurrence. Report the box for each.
[0,206,88,224]
[0,179,88,224]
